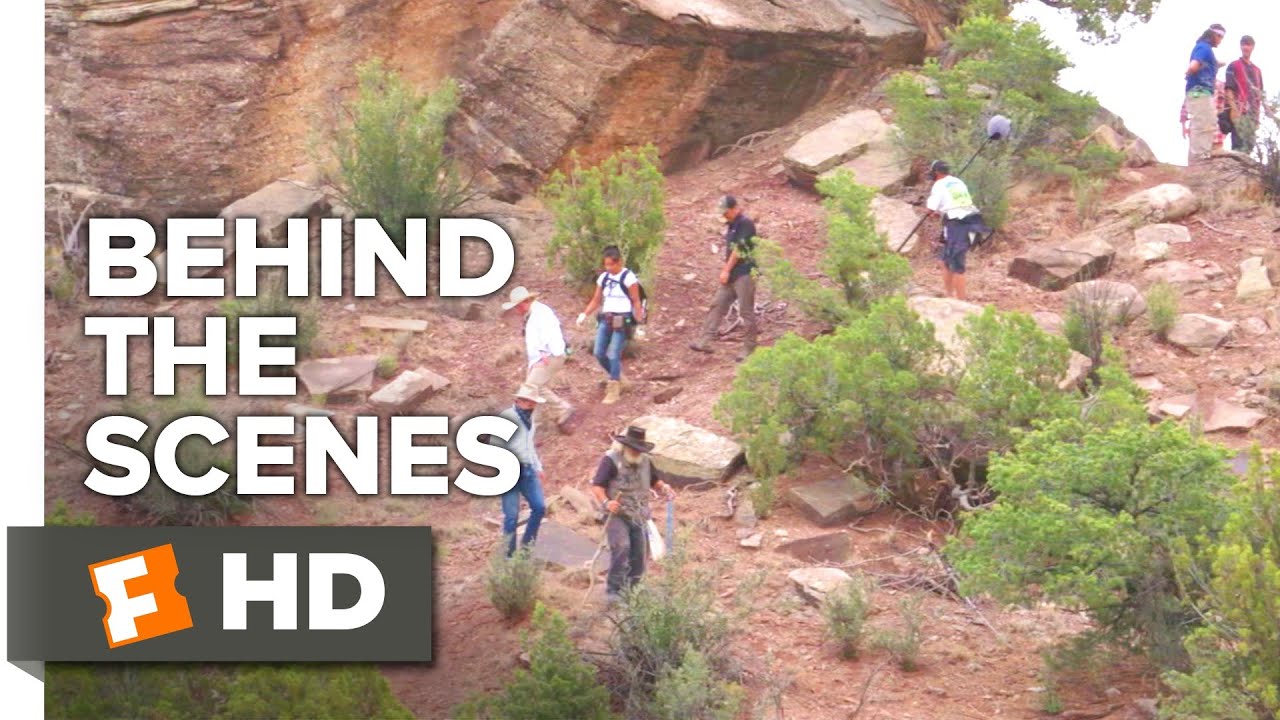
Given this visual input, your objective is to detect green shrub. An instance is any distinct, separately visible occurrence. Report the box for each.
[1146,280,1179,340]
[46,500,94,527]
[45,664,411,719]
[650,649,744,720]
[1063,281,1130,366]
[715,297,944,492]
[46,245,78,304]
[486,547,542,620]
[749,476,776,520]
[823,574,872,659]
[757,172,909,326]
[376,354,399,379]
[218,275,320,363]
[1072,172,1106,225]
[458,603,615,720]
[330,59,472,250]
[122,394,249,526]
[542,145,665,290]
[948,417,1233,658]
[872,594,925,671]
[1164,449,1280,719]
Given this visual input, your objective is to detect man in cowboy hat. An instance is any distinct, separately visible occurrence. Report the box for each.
[589,425,677,604]
[502,286,574,432]
[494,384,549,557]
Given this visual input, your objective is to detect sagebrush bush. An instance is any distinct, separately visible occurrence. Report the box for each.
[1063,281,1131,365]
[330,59,473,250]
[486,547,542,620]
[823,574,872,659]
[122,394,249,526]
[46,500,94,527]
[45,664,411,719]
[1146,280,1180,340]
[457,603,614,720]
[376,354,399,379]
[1072,173,1106,225]
[218,275,320,363]
[650,649,744,720]
[749,476,776,519]
[873,594,925,671]
[542,145,665,290]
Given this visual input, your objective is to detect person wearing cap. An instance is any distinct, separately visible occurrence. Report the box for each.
[688,195,758,361]
[501,286,574,432]
[590,426,676,605]
[1185,24,1225,164]
[574,245,645,405]
[1225,35,1265,154]
[494,384,548,557]
[925,160,988,301]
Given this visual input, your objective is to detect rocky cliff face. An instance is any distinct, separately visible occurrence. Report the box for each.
[46,0,942,215]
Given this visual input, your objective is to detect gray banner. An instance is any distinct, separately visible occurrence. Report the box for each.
[8,526,432,662]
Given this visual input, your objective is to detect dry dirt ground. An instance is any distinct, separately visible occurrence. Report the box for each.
[42,125,1275,718]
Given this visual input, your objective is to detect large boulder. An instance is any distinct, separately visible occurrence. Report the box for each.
[1108,184,1199,224]
[1008,234,1116,291]
[816,127,913,193]
[906,296,983,371]
[783,110,889,179]
[1066,280,1147,324]
[628,415,744,486]
[1166,314,1234,354]
[787,476,877,527]
[1237,256,1275,302]
[871,194,922,253]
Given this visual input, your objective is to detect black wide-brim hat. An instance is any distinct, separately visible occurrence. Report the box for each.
[614,425,655,453]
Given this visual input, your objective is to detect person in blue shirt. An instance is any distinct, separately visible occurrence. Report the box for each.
[1186,23,1225,164]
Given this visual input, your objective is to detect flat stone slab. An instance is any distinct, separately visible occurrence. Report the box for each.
[1143,260,1211,286]
[1166,314,1234,354]
[295,355,378,400]
[818,136,912,193]
[1156,394,1266,432]
[775,532,853,564]
[370,367,451,413]
[783,109,889,178]
[789,567,854,606]
[786,476,877,527]
[1008,234,1115,291]
[872,194,921,253]
[530,522,608,572]
[1066,280,1147,323]
[628,415,744,486]
[1135,223,1192,245]
[361,315,429,332]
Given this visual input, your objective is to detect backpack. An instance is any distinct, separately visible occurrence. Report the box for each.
[602,268,648,326]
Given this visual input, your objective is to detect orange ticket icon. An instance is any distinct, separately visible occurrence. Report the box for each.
[89,543,194,648]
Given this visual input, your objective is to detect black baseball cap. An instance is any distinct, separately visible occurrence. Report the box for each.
[1241,35,1255,45]
[718,195,737,210]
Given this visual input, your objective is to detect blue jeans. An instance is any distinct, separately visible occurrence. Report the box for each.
[502,464,546,557]
[594,318,628,381]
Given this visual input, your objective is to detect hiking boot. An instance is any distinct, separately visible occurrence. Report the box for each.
[602,380,622,405]
[688,341,713,353]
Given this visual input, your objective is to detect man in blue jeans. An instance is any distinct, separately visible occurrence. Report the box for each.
[575,245,646,405]
[495,384,547,557]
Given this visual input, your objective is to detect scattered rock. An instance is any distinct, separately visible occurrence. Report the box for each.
[432,299,484,322]
[1066,280,1147,323]
[558,486,600,523]
[871,194,922,253]
[651,385,684,404]
[1109,184,1198,224]
[1060,351,1093,390]
[1250,363,1267,376]
[1133,376,1164,393]
[787,476,877,527]
[1241,316,1270,336]
[529,522,607,572]
[682,272,697,281]
[788,567,854,606]
[1203,400,1267,432]
[1133,698,1159,719]
[1268,306,1280,332]
[1237,256,1275,302]
[1132,239,1169,263]
[775,532,853,564]
[1117,169,1146,184]
[1135,223,1192,245]
[740,533,763,549]
[1166,314,1235,354]
[1031,311,1063,336]
[295,355,379,401]
[1086,124,1123,153]
[906,295,983,372]
[1008,234,1115,290]
[1142,260,1210,286]
[783,110,890,180]
[1124,137,1157,167]
[1157,399,1194,419]
[628,415,745,486]
[1264,249,1280,285]
[360,315,429,332]
[369,367,450,413]
[733,493,758,528]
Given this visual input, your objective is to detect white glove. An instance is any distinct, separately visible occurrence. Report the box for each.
[635,328,646,339]
[576,313,587,327]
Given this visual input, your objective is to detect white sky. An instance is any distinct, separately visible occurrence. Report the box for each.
[1011,0,1280,164]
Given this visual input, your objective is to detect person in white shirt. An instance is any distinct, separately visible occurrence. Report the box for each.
[574,245,645,405]
[925,160,989,301]
[502,286,573,431]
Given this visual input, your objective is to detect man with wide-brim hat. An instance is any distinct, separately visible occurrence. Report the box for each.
[590,425,676,604]
[502,286,575,432]
[493,383,548,557]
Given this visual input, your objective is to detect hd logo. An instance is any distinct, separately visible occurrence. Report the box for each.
[89,543,194,648]
[7,527,432,662]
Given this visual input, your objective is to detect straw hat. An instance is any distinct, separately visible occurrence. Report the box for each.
[501,286,539,311]
[514,383,546,404]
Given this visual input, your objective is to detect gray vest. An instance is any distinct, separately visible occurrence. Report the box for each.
[605,450,653,522]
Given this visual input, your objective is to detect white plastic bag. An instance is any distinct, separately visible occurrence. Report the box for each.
[646,519,666,562]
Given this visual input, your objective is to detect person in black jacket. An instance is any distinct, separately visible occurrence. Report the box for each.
[689,195,758,361]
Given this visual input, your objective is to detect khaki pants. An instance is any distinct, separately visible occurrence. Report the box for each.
[699,273,757,350]
[524,354,571,422]
[1187,91,1215,163]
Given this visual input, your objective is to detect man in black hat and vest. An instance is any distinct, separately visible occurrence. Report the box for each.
[590,425,677,605]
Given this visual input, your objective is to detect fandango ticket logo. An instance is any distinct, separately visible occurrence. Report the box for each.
[88,544,194,648]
